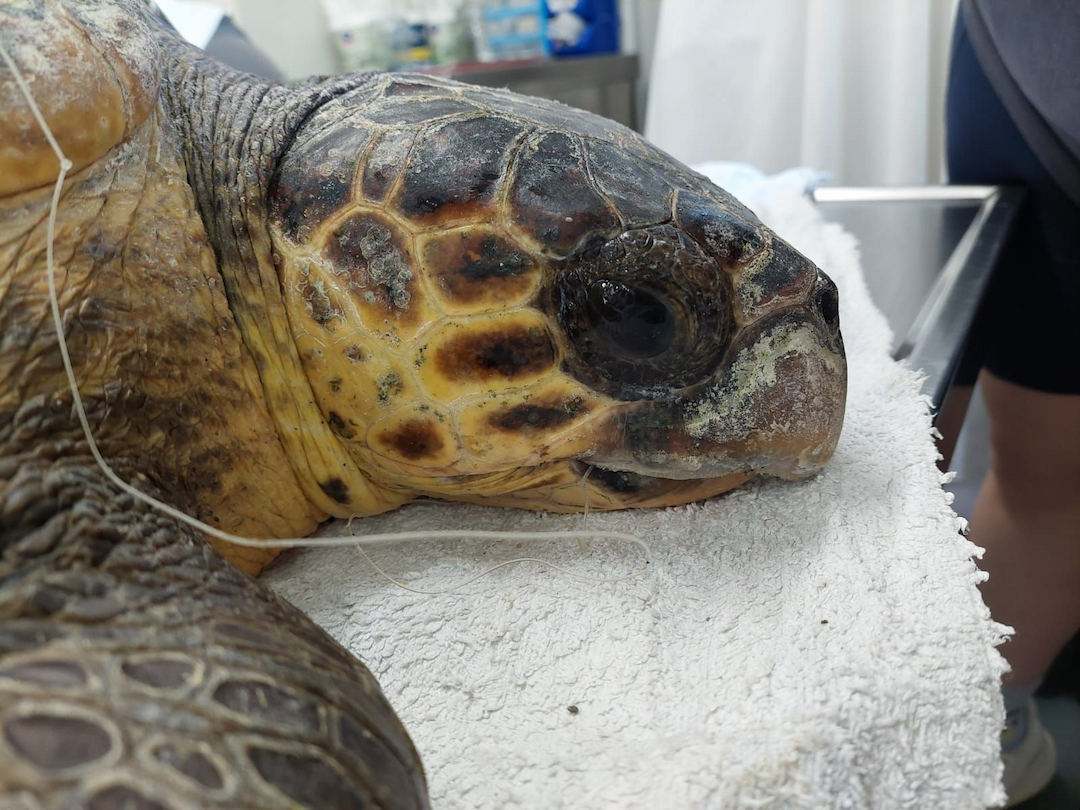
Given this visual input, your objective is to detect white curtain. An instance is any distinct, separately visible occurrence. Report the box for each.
[644,0,960,186]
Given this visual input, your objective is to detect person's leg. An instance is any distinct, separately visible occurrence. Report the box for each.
[947,11,1080,803]
[948,9,1080,687]
[972,372,1080,685]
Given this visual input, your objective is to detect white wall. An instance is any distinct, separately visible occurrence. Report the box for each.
[622,0,661,130]
[232,0,337,80]
[644,0,960,186]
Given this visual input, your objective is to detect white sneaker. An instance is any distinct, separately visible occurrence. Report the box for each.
[1001,699,1057,807]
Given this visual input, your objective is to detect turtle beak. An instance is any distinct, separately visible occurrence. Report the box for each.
[587,269,846,484]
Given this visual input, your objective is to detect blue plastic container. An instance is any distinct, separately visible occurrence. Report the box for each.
[545,0,619,56]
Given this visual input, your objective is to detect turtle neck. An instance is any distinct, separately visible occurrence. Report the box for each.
[158,39,401,519]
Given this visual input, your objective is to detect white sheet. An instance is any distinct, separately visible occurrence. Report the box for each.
[266,165,1009,809]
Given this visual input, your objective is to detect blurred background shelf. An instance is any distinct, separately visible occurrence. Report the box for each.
[421,52,638,129]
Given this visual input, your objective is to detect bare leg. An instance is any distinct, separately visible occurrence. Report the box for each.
[972,370,1080,686]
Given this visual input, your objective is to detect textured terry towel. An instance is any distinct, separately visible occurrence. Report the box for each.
[265,165,1010,809]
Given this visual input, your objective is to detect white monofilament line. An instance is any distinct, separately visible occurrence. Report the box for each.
[0,40,651,589]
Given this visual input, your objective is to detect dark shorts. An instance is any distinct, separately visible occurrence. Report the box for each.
[947,10,1080,394]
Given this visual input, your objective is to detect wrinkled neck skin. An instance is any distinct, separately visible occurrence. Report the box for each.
[0,23,385,572]
[160,43,407,522]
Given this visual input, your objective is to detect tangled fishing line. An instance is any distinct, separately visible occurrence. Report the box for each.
[0,39,652,594]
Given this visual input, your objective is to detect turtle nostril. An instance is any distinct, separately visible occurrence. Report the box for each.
[817,277,840,333]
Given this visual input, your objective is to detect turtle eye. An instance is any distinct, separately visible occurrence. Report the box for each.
[552,224,733,400]
[585,281,675,359]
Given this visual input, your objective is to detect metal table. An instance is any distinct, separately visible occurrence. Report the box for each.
[812,185,1024,466]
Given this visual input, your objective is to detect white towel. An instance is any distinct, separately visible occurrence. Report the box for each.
[265,165,1010,810]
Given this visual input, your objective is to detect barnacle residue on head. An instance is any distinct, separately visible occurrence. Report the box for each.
[681,317,847,478]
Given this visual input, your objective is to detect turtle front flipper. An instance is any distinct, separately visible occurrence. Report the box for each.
[0,456,429,809]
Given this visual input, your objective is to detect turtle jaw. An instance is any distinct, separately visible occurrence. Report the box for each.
[570,461,756,509]
[580,296,847,493]
[424,458,756,512]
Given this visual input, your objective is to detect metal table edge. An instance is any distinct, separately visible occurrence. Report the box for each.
[811,184,1025,412]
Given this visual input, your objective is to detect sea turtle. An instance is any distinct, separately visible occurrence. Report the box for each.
[0,1,846,807]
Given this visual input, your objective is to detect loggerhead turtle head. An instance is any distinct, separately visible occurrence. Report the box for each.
[268,74,847,512]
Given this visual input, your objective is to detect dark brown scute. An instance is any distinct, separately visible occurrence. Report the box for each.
[435,324,555,382]
[586,140,673,227]
[87,785,168,810]
[152,743,225,790]
[24,585,66,618]
[397,116,527,223]
[490,397,587,432]
[0,625,67,654]
[423,230,536,305]
[362,96,480,125]
[745,237,819,309]
[510,132,619,254]
[212,679,322,732]
[301,280,344,328]
[121,657,195,689]
[462,86,628,141]
[323,212,419,321]
[326,675,415,756]
[64,596,126,622]
[339,713,424,799]
[363,130,413,202]
[214,620,281,648]
[3,713,112,770]
[248,746,371,810]
[814,271,842,335]
[269,122,371,242]
[385,78,456,97]
[338,80,398,111]
[377,419,445,461]
[674,190,763,267]
[0,659,87,687]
